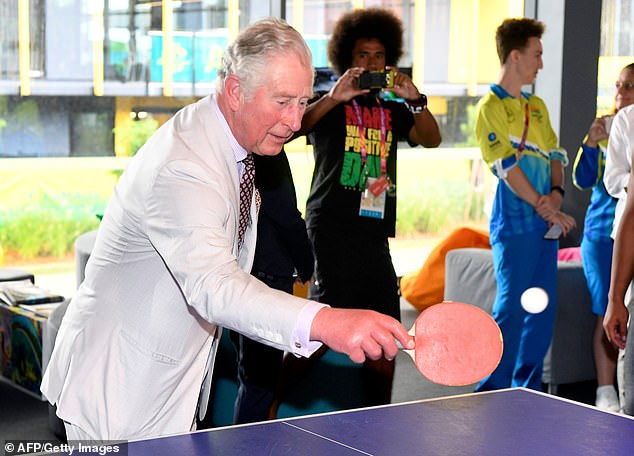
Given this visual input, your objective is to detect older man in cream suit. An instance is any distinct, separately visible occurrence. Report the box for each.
[41,18,413,440]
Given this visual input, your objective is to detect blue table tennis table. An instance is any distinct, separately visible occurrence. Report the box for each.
[47,388,634,455]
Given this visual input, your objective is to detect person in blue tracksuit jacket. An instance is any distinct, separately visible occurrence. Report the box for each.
[474,18,576,392]
[574,62,634,411]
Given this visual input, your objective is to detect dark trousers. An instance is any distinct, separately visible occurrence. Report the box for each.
[307,226,399,405]
[230,273,293,424]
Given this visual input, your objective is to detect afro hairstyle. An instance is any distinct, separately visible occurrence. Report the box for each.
[327,8,404,76]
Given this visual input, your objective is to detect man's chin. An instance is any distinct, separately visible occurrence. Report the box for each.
[254,144,285,156]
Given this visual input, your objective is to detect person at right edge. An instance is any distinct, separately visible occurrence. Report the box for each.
[572,62,634,412]
[269,7,441,414]
[604,75,634,416]
[604,149,634,417]
[474,17,576,392]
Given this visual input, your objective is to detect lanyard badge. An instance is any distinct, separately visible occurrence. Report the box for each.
[352,98,395,219]
[516,101,530,160]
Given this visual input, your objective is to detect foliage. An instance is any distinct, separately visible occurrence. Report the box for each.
[114,117,159,157]
[458,103,480,147]
[396,181,485,235]
[0,152,490,263]
[0,193,104,261]
[6,99,43,136]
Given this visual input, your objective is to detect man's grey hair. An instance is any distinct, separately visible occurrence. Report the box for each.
[216,17,313,98]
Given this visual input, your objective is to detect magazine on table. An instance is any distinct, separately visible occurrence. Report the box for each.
[0,279,64,308]
[17,302,61,318]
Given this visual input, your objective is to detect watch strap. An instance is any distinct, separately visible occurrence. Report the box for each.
[404,94,427,114]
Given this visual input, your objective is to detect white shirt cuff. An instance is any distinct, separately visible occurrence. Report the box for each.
[291,300,329,357]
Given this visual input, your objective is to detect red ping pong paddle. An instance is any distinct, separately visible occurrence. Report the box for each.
[400,301,503,386]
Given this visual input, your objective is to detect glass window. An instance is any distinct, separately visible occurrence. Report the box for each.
[598,0,634,114]
[0,0,44,80]
[0,96,114,158]
[0,0,18,79]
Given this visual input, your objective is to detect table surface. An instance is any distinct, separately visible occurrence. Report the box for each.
[47,388,634,455]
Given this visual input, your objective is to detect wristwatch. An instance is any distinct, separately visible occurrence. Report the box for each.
[404,94,428,114]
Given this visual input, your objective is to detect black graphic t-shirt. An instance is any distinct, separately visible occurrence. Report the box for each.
[306,93,415,238]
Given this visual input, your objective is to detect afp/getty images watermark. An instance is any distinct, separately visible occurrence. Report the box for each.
[3,440,127,456]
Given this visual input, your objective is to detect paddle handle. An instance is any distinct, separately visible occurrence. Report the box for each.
[396,326,416,350]
[396,335,415,350]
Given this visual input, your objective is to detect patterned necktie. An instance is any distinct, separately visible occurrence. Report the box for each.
[238,153,255,251]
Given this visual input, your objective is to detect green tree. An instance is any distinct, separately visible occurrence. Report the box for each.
[115,116,159,157]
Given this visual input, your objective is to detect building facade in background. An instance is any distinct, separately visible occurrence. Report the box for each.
[0,0,632,158]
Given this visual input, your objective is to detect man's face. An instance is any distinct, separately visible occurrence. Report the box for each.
[517,37,543,84]
[236,54,313,156]
[351,38,386,72]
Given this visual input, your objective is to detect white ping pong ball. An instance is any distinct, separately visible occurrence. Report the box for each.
[520,287,549,314]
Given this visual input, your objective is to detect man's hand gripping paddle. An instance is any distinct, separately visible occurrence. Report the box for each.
[399,301,503,386]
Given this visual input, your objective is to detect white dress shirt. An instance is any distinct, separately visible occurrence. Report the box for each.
[605,103,634,238]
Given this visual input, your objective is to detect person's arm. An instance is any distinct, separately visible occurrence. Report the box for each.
[407,109,442,148]
[499,165,573,233]
[572,142,602,190]
[584,116,610,149]
[528,100,577,233]
[310,307,414,363]
[604,152,634,349]
[502,165,541,207]
[543,159,565,211]
[475,98,543,210]
[385,69,441,147]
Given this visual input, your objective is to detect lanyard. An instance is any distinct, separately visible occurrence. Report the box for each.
[351,97,387,174]
[516,101,530,160]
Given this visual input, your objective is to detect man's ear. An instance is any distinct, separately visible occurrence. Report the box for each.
[223,74,244,111]
[509,48,521,64]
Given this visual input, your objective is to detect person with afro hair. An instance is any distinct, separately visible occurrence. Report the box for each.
[270,7,441,415]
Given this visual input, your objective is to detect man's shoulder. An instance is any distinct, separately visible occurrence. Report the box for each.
[170,96,214,131]
[525,92,548,108]
[476,91,505,117]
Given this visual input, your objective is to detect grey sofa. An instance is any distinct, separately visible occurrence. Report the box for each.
[443,248,596,393]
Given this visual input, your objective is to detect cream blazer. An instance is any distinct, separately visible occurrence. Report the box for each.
[41,96,317,439]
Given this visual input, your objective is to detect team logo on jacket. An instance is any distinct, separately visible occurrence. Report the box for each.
[488,132,497,142]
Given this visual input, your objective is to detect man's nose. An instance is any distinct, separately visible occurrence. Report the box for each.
[284,105,304,131]
[367,56,380,70]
